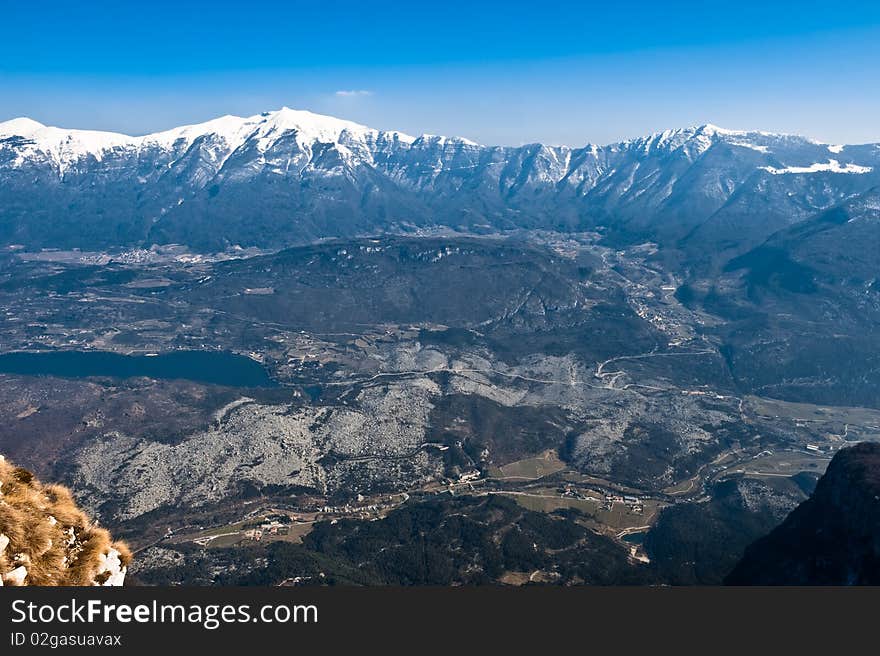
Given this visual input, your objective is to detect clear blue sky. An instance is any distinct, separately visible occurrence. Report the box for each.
[2,0,879,145]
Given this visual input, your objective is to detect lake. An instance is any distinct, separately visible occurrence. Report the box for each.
[0,350,276,387]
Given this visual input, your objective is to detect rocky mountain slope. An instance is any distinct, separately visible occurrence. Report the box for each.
[677,186,880,408]
[2,109,878,252]
[726,442,880,585]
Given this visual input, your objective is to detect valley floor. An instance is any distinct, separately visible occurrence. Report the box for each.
[1,233,876,584]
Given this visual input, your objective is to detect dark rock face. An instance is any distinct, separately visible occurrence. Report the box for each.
[645,478,805,585]
[726,443,880,585]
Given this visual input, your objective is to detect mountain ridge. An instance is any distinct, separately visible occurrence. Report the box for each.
[2,107,879,253]
[2,109,874,164]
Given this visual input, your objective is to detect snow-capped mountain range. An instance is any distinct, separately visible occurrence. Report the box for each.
[1,107,878,253]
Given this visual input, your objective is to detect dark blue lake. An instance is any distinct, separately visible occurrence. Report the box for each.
[0,350,276,387]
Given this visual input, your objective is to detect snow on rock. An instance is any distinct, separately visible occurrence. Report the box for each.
[728,141,769,153]
[94,548,127,587]
[3,565,27,586]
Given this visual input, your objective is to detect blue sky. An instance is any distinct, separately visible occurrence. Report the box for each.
[2,0,879,145]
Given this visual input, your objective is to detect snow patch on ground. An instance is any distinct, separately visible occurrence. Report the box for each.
[728,141,769,153]
[761,159,872,175]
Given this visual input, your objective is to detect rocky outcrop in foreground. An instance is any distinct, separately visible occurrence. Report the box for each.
[0,454,130,586]
[727,442,880,585]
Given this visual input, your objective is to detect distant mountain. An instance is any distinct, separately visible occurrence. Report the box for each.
[727,442,880,585]
[1,108,878,251]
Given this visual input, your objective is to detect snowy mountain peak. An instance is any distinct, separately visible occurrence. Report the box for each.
[260,106,416,145]
[611,123,836,161]
[696,123,748,136]
[269,106,368,132]
[0,117,46,136]
[618,124,732,157]
[0,108,419,168]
